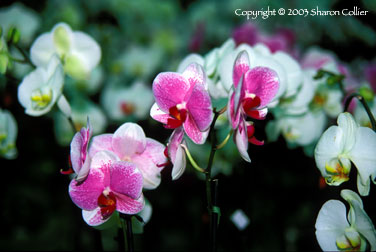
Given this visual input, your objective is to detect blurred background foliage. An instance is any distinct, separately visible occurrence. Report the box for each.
[1,0,376,251]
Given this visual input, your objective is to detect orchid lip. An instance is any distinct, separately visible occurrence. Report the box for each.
[98,190,117,220]
[164,105,188,129]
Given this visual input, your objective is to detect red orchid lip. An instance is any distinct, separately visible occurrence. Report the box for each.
[242,96,266,120]
[98,191,117,220]
[247,124,264,146]
[164,106,188,129]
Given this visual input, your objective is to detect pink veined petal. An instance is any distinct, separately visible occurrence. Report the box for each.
[233,50,250,89]
[244,67,279,108]
[76,158,91,182]
[70,119,92,176]
[171,141,186,180]
[110,161,143,199]
[227,89,242,130]
[150,103,173,124]
[88,134,114,158]
[183,114,209,144]
[115,192,145,215]
[69,150,117,210]
[168,127,185,164]
[131,138,167,190]
[186,83,213,131]
[70,131,84,174]
[181,62,206,90]
[82,208,108,226]
[112,123,146,159]
[152,72,191,112]
[234,120,251,162]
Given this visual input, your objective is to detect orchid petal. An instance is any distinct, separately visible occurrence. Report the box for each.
[349,127,376,196]
[115,192,145,215]
[177,54,205,73]
[234,120,251,162]
[131,138,167,189]
[341,189,376,250]
[71,31,101,72]
[88,134,113,158]
[244,67,279,108]
[82,208,108,226]
[186,82,213,131]
[227,90,242,129]
[150,103,172,124]
[171,143,186,180]
[30,33,55,67]
[110,161,143,199]
[183,114,209,144]
[168,127,184,164]
[112,123,146,159]
[69,150,117,210]
[182,62,206,90]
[233,50,250,89]
[315,200,350,251]
[314,126,343,177]
[152,72,191,112]
[337,112,358,152]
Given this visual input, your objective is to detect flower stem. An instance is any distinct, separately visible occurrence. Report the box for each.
[216,130,233,150]
[205,107,222,252]
[119,213,134,252]
[344,93,376,131]
[181,144,205,173]
[13,44,35,68]
[67,115,78,133]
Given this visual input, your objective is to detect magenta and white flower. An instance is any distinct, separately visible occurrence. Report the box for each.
[150,63,213,145]
[228,50,279,162]
[88,123,167,190]
[69,118,92,182]
[69,150,144,226]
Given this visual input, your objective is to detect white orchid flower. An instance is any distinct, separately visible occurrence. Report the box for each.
[314,112,376,196]
[101,81,154,122]
[315,189,376,251]
[0,109,17,159]
[30,22,101,80]
[18,55,67,117]
[268,110,326,147]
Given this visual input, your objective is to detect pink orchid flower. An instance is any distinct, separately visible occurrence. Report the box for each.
[88,123,167,190]
[69,150,144,226]
[150,63,213,145]
[166,127,187,180]
[228,51,279,162]
[67,118,92,182]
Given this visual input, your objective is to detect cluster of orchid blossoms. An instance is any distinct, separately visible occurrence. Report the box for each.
[2,12,376,250]
[67,120,166,225]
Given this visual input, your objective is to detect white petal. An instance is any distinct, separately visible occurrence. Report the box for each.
[30,33,55,67]
[171,143,186,180]
[349,126,376,195]
[272,51,302,97]
[341,189,376,250]
[337,112,358,152]
[177,53,204,73]
[71,31,101,71]
[315,200,350,251]
[314,126,343,176]
[112,123,146,159]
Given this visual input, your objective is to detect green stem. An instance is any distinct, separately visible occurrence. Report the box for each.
[13,44,35,68]
[67,115,77,133]
[205,107,222,252]
[216,130,233,150]
[181,144,205,173]
[344,93,376,131]
[119,213,134,252]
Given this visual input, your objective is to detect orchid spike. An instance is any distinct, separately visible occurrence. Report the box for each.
[228,50,279,162]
